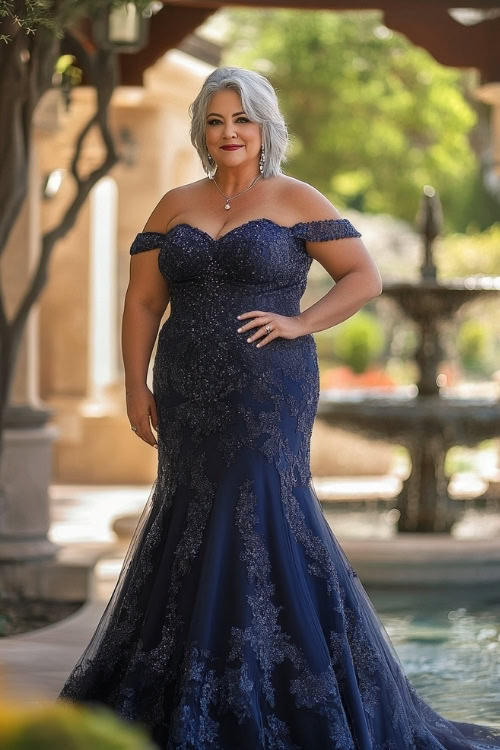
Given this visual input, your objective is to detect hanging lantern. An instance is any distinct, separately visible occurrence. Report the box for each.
[93,3,153,53]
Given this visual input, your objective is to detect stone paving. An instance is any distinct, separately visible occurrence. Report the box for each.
[1,479,500,705]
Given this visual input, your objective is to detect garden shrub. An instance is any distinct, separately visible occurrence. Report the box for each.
[333,311,385,374]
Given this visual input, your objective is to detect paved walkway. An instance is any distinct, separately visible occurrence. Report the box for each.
[2,478,500,705]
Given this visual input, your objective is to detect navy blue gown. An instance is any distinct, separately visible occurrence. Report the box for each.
[58,218,500,749]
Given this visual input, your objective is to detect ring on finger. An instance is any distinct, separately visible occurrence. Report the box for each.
[265,324,272,334]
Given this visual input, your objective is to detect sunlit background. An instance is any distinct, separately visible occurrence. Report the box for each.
[1,0,500,737]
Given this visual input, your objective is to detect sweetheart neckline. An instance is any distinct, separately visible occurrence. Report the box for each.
[138,217,347,244]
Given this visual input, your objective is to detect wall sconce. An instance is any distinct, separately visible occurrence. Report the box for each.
[41,168,66,200]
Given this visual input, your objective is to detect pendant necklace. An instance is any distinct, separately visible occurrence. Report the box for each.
[212,173,262,210]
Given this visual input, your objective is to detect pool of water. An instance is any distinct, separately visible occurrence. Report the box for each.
[368,585,500,728]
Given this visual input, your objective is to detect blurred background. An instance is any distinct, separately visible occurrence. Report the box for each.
[1,1,500,744]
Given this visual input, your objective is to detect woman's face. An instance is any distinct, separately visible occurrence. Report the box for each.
[205,89,262,172]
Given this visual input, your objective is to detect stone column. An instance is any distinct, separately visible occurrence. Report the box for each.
[0,130,59,561]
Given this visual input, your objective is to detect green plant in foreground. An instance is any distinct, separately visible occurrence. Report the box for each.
[0,698,158,750]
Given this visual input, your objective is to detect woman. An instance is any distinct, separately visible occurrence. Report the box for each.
[58,67,500,750]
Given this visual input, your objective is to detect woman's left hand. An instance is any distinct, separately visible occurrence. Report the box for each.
[236,311,306,348]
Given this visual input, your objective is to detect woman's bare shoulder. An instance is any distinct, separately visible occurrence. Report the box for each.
[278,175,343,222]
[142,179,208,233]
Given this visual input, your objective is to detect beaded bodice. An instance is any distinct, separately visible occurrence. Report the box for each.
[130,218,361,343]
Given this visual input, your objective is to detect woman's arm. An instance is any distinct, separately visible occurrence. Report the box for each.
[121,194,171,447]
[293,183,382,336]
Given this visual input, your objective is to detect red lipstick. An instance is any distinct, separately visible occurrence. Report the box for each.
[220,145,243,150]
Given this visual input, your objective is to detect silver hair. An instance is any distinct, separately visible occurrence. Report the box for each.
[189,66,289,179]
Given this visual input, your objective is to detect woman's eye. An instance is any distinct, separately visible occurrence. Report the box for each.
[207,117,250,125]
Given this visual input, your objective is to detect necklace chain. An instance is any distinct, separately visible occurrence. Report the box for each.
[212,173,262,210]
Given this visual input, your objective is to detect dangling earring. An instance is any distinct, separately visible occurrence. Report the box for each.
[207,152,216,178]
[259,146,265,175]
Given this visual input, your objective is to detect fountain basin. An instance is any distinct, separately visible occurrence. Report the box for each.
[337,533,500,587]
[318,393,500,445]
[318,393,500,532]
[383,276,500,322]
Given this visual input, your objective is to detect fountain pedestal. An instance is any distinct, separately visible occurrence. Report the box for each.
[398,433,454,533]
[317,391,500,532]
[318,395,500,533]
[382,278,499,531]
[318,187,500,534]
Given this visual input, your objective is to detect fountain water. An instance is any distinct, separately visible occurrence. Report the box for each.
[318,187,500,533]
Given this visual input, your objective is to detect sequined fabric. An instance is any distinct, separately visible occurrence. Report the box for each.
[58,218,500,749]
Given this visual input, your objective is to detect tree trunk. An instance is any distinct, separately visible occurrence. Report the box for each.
[0,23,119,467]
[0,19,60,458]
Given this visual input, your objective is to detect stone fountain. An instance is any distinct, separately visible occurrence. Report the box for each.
[317,187,500,533]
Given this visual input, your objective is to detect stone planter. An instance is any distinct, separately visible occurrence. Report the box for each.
[0,406,59,562]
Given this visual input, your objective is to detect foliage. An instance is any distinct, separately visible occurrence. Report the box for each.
[313,327,336,362]
[332,311,385,373]
[434,222,500,277]
[457,319,489,373]
[385,357,419,386]
[445,440,497,476]
[434,225,500,379]
[55,54,82,84]
[0,697,158,750]
[219,8,497,230]
[0,0,152,43]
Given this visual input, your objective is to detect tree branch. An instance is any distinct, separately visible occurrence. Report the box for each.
[11,48,119,354]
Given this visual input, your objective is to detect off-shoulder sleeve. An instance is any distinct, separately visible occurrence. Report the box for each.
[291,218,361,242]
[129,231,165,255]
